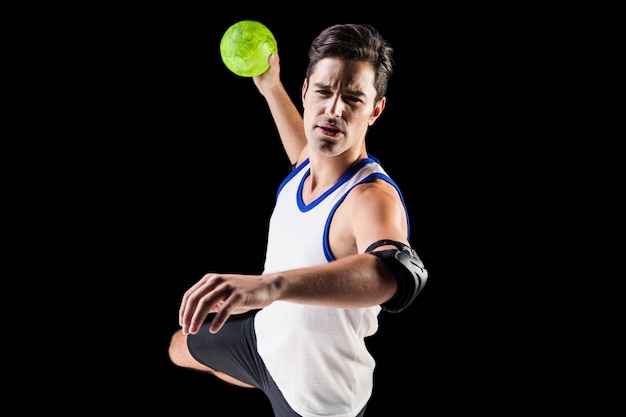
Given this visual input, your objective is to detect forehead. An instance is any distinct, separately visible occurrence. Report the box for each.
[310,57,376,93]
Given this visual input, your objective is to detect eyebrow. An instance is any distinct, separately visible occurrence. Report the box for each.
[312,82,367,99]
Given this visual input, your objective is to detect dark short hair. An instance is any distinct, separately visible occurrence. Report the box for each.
[306,23,394,104]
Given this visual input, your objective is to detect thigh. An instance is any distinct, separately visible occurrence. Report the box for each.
[186,313,298,416]
[187,313,369,417]
[187,312,267,388]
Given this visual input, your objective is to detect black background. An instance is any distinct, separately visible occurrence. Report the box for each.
[27,5,544,415]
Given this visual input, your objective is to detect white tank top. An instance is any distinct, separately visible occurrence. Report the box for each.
[254,156,409,417]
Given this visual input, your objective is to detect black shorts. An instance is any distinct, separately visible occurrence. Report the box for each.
[187,311,367,417]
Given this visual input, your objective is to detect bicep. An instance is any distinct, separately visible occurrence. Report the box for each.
[350,182,409,254]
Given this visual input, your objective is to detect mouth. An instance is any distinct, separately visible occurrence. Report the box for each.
[317,123,342,138]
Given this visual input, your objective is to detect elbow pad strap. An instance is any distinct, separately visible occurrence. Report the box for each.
[366,240,428,313]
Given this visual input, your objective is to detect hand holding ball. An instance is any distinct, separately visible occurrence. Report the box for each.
[220,20,277,77]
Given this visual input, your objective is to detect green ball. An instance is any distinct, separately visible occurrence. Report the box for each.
[220,20,277,77]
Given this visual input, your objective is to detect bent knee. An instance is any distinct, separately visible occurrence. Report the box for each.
[168,329,200,369]
[167,330,255,389]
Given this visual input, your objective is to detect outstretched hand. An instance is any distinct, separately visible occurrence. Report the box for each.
[253,49,282,96]
[178,272,277,334]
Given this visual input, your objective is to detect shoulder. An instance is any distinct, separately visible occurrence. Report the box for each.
[345,179,403,213]
[331,178,408,257]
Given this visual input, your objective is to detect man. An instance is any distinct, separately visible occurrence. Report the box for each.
[169,23,428,417]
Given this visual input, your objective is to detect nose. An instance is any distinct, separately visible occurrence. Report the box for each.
[325,95,344,118]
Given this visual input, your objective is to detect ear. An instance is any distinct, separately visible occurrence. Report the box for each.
[301,79,308,108]
[368,96,386,126]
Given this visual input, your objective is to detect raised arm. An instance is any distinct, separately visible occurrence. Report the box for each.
[253,50,307,165]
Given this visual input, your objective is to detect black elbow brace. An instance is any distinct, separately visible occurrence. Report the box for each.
[366,240,428,313]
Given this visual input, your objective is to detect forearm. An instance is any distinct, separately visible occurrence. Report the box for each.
[262,83,306,164]
[268,253,398,309]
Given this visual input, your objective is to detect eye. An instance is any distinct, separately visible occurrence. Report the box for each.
[347,96,362,103]
[316,89,331,96]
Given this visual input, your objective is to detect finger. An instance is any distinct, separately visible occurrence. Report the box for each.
[180,276,217,334]
[209,301,234,334]
[178,278,203,327]
[208,288,244,333]
[178,284,195,326]
[187,280,234,334]
[187,293,222,334]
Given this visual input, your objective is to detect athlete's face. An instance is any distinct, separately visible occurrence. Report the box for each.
[301,57,385,158]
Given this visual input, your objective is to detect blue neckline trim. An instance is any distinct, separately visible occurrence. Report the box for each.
[297,157,377,212]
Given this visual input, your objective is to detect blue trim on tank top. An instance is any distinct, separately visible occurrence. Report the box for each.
[322,171,411,262]
[296,157,377,212]
[274,159,310,203]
